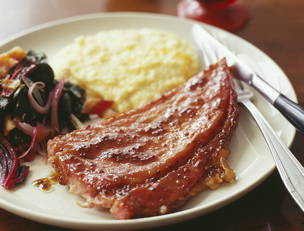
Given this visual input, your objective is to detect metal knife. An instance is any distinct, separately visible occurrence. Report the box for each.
[192,24,304,133]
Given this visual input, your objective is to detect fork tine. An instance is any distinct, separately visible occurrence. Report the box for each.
[239,80,254,97]
[232,78,254,102]
[238,79,248,90]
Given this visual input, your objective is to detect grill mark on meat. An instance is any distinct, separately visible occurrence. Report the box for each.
[47,59,238,219]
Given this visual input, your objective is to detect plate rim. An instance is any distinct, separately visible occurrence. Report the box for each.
[0,12,297,229]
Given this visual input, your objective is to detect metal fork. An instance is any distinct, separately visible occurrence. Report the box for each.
[199,30,304,211]
[233,79,304,212]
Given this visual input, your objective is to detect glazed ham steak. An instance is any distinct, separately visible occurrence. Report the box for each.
[47,59,238,219]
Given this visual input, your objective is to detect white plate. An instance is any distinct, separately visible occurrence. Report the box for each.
[0,13,297,230]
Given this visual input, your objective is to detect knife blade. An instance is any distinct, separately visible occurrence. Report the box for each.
[192,24,304,133]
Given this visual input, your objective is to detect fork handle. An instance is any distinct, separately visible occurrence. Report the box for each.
[242,99,304,212]
[274,94,304,133]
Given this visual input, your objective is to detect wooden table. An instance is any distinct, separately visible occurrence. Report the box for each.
[0,0,303,230]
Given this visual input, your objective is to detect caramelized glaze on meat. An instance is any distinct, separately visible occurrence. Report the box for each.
[47,59,238,219]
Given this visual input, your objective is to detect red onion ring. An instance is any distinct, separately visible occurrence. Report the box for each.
[14,64,36,80]
[15,122,33,136]
[51,79,65,133]
[16,122,50,141]
[0,135,18,189]
[17,127,37,160]
[0,135,30,189]
[9,165,29,188]
[2,64,36,98]
[27,81,52,114]
[0,148,7,183]
[23,77,43,104]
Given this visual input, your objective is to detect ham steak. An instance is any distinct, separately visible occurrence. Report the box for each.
[47,59,238,219]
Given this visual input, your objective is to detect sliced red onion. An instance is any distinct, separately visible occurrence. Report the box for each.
[0,145,10,184]
[17,127,37,160]
[36,124,52,142]
[0,135,18,189]
[8,165,29,188]
[2,64,36,97]
[27,81,52,114]
[15,122,33,136]
[9,63,23,80]
[23,77,44,105]
[12,64,36,80]
[0,135,30,189]
[51,79,65,133]
[16,122,51,141]
[16,122,50,159]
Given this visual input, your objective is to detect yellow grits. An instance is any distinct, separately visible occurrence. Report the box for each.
[51,29,200,112]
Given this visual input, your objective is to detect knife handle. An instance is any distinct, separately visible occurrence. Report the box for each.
[274,94,304,133]
[249,74,304,133]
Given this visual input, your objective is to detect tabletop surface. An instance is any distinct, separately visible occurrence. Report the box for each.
[0,0,303,230]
